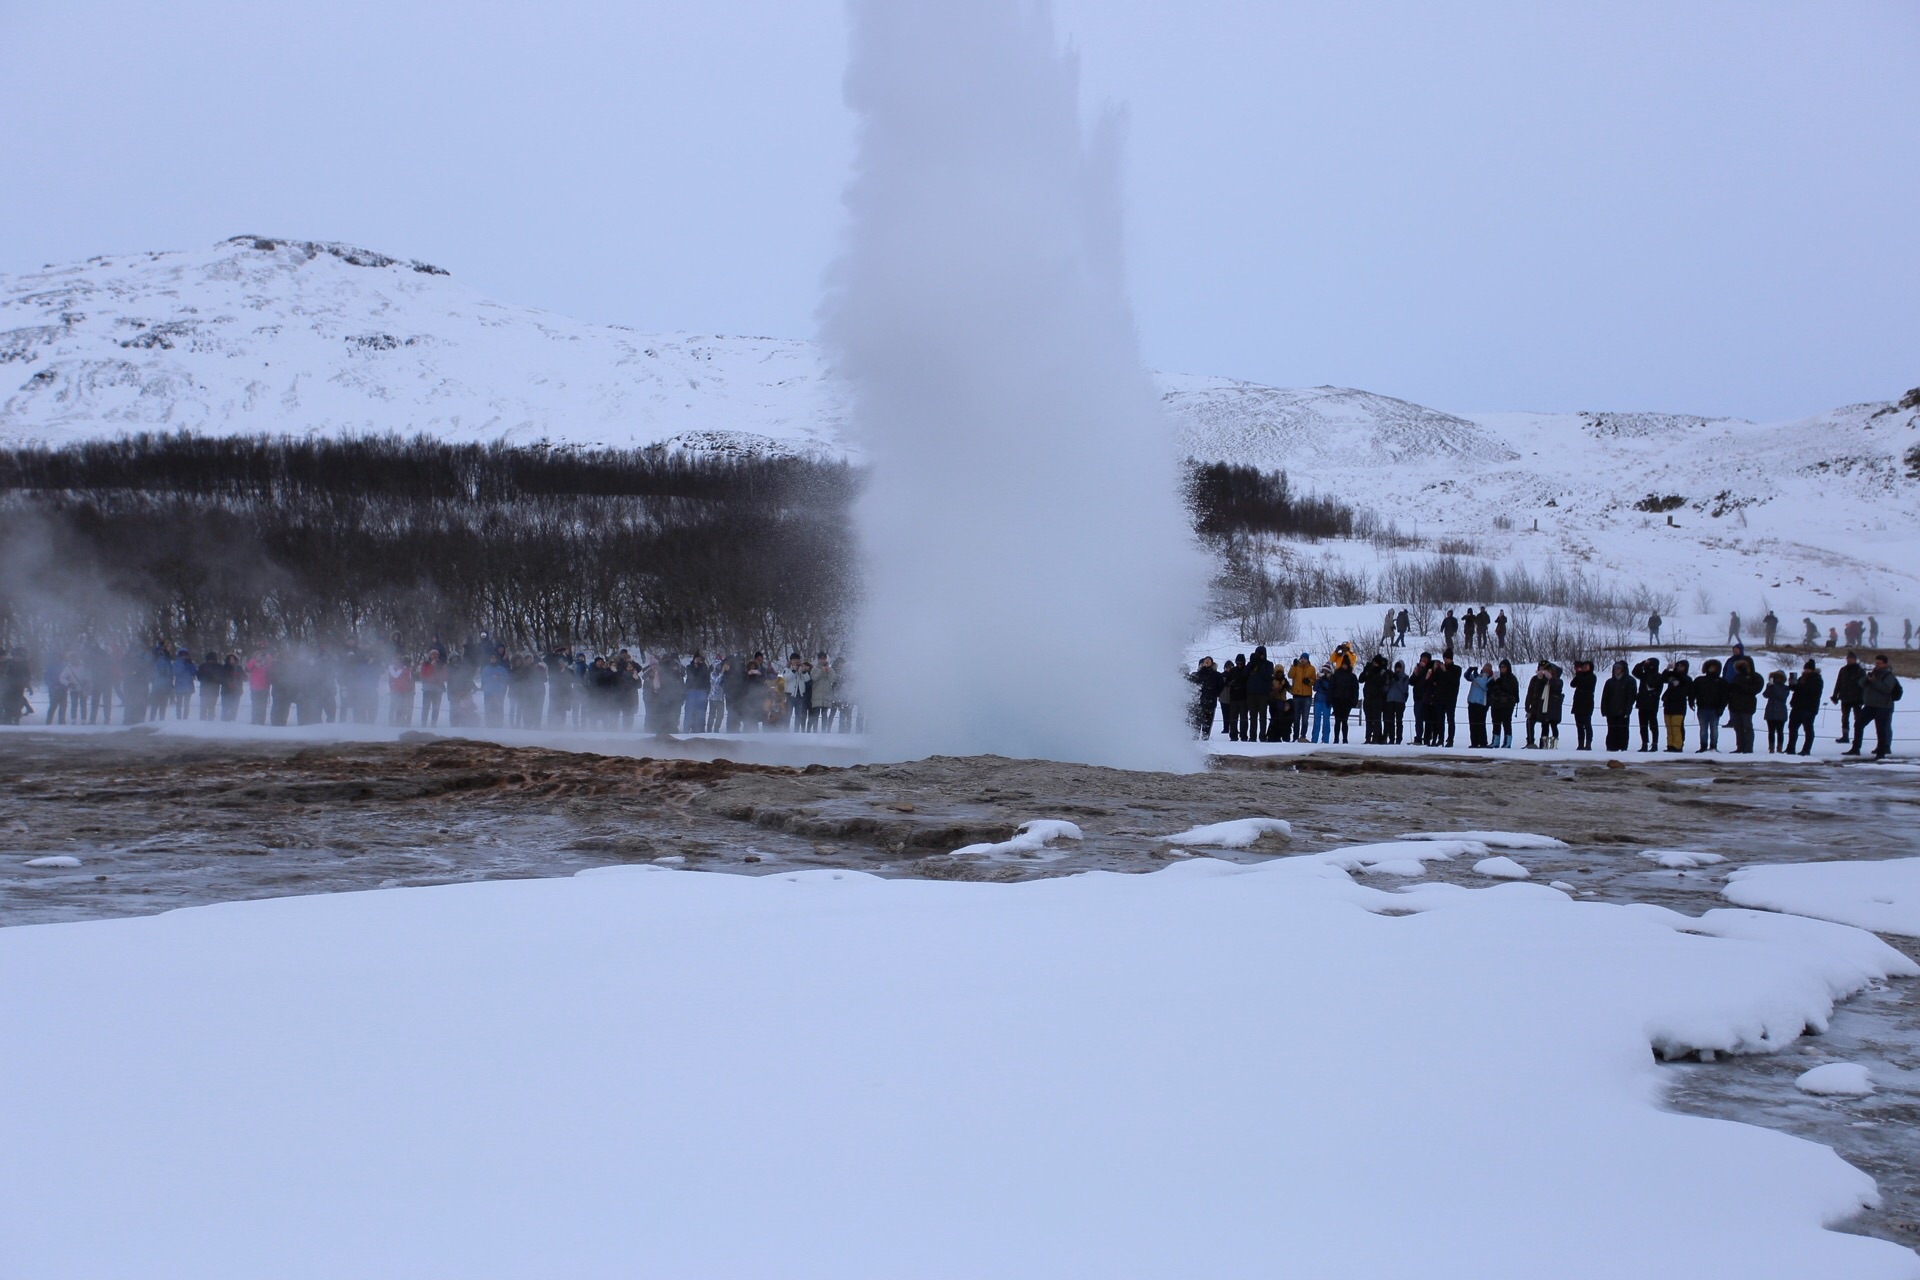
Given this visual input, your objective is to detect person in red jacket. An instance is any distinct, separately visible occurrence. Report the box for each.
[244,648,274,725]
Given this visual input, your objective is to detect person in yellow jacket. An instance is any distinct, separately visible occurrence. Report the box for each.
[1287,652,1316,741]
[1328,643,1357,673]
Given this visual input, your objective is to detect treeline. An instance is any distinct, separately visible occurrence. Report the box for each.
[0,433,856,656]
[2,434,1468,658]
[1182,460,1363,540]
[0,432,847,505]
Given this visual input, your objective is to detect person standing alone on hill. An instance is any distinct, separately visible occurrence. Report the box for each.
[1494,611,1508,650]
[1727,611,1742,645]
[1647,611,1662,645]
[1762,611,1778,647]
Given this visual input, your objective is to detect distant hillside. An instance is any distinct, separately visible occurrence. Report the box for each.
[1,236,845,457]
[4,236,1916,616]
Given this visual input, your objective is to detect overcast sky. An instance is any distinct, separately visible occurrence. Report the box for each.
[3,0,1914,420]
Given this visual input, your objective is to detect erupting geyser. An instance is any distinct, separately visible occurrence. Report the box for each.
[822,0,1202,770]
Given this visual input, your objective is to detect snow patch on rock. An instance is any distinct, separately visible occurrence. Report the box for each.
[1474,856,1532,880]
[1796,1063,1874,1097]
[952,819,1084,860]
[1161,818,1292,848]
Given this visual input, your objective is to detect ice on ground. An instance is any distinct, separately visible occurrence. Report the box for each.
[1724,859,1920,939]
[1550,881,1577,892]
[951,819,1084,860]
[651,855,686,865]
[1643,850,1729,870]
[1797,1063,1875,1097]
[1475,856,1532,880]
[1,855,1917,1278]
[1397,831,1570,850]
[22,855,81,868]
[1161,818,1293,848]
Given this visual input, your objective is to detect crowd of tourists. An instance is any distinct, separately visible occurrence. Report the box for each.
[1188,643,1905,759]
[0,636,857,735]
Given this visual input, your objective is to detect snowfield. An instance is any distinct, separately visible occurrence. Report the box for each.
[4,236,1916,617]
[6,853,1914,1278]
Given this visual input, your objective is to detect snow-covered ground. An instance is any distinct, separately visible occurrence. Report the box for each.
[1725,859,1920,938]
[5,236,1917,619]
[3,852,1917,1278]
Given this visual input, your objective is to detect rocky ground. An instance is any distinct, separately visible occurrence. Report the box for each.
[2,729,1916,1251]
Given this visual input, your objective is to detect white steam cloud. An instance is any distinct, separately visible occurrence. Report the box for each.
[822,0,1203,771]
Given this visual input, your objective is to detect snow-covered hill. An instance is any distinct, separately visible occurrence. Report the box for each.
[0,236,846,457]
[4,236,1917,617]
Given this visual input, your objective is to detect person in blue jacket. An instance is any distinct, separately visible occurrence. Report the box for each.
[480,648,512,728]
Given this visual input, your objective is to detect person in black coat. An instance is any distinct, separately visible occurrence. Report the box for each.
[1569,660,1597,750]
[1360,655,1390,744]
[1691,658,1728,752]
[1486,659,1519,747]
[1328,663,1359,744]
[1631,656,1663,751]
[1659,659,1692,752]
[1830,652,1864,743]
[1786,660,1823,756]
[1244,646,1274,742]
[1188,657,1224,739]
[1724,657,1765,754]
[718,655,748,732]
[1543,663,1566,748]
[1523,662,1554,749]
[1600,660,1637,752]
[1221,655,1248,742]
[1434,655,1462,747]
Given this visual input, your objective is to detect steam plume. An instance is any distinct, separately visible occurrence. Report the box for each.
[823,0,1202,770]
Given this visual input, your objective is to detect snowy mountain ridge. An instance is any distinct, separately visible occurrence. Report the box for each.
[1,236,847,458]
[3,236,1917,616]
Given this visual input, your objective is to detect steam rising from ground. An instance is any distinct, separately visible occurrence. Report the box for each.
[823,0,1202,771]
